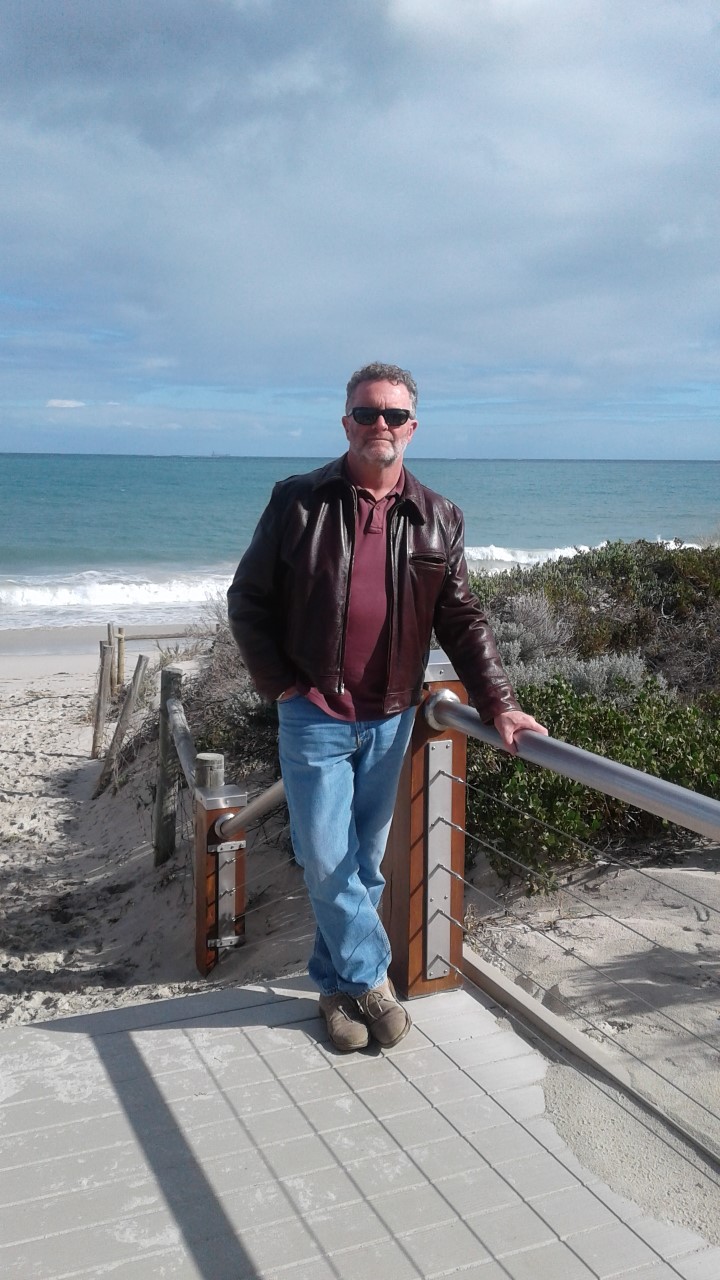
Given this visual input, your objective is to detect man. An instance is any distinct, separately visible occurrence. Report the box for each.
[228,362,546,1052]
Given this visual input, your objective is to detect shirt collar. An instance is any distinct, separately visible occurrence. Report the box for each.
[342,455,405,501]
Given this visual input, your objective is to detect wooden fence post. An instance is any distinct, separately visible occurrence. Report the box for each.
[93,654,149,797]
[107,623,118,697]
[91,640,113,760]
[152,665,184,865]
[382,656,467,999]
[117,627,126,688]
[194,762,247,976]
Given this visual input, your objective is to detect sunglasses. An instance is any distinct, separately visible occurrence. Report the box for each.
[349,407,412,427]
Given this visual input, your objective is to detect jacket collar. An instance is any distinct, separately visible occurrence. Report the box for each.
[312,455,427,523]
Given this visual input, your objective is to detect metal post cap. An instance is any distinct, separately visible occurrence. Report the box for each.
[424,688,461,731]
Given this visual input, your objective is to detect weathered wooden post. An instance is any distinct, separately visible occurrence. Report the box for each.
[91,640,113,759]
[194,754,247,977]
[152,666,184,865]
[383,653,467,999]
[116,627,126,688]
[107,623,118,696]
[93,654,148,796]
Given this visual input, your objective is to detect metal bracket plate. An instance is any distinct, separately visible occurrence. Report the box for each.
[425,738,453,979]
[196,785,248,811]
[216,843,241,945]
[424,649,458,684]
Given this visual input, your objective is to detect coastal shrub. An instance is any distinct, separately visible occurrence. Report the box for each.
[492,592,572,661]
[470,540,720,696]
[646,602,720,698]
[193,681,279,775]
[504,651,654,703]
[474,540,720,614]
[183,626,279,774]
[465,676,720,887]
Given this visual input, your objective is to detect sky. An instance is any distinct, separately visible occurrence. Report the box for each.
[2,0,719,459]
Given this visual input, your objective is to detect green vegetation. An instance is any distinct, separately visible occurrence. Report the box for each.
[465,540,720,883]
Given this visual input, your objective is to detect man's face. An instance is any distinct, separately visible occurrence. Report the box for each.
[342,379,418,470]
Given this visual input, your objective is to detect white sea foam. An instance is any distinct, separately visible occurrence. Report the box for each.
[0,569,235,629]
[0,538,703,629]
[464,543,600,572]
[464,537,700,574]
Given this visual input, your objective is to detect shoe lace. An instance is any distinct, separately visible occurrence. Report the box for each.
[358,990,391,1018]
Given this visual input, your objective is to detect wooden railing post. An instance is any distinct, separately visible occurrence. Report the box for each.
[116,626,126,688]
[383,655,467,999]
[91,640,113,759]
[93,654,149,797]
[152,665,184,865]
[194,763,247,977]
[108,622,118,697]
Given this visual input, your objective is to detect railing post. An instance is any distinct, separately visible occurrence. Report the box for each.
[108,622,118,697]
[152,665,184,866]
[92,654,149,797]
[383,656,467,998]
[194,762,247,977]
[91,640,113,760]
[117,626,126,688]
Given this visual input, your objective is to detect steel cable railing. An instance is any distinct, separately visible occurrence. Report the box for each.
[444,855,720,1060]
[439,797,720,1055]
[435,951,720,1196]
[422,686,720,1162]
[425,689,720,842]
[430,858,720,1135]
[444,810,714,959]
[445,767,720,920]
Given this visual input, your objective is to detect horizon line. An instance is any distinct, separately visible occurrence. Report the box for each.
[1,452,719,463]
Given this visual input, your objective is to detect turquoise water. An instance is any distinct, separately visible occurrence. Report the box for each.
[1,454,717,628]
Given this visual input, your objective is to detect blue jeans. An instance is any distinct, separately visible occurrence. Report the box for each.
[277,696,416,997]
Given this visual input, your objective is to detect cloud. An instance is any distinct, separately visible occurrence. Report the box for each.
[46,399,85,409]
[1,1,718,456]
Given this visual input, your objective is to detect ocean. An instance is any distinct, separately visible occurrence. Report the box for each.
[1,454,717,630]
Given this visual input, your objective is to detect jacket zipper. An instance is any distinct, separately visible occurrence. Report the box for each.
[385,502,401,698]
[337,486,357,693]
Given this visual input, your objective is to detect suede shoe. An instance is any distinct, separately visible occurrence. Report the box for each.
[319,992,370,1052]
[355,978,411,1048]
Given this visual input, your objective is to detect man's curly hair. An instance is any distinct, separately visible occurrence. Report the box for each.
[345,362,417,415]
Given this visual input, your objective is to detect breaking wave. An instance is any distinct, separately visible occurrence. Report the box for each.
[0,569,235,629]
[1,538,701,629]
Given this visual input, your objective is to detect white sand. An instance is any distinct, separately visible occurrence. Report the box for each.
[0,627,311,1028]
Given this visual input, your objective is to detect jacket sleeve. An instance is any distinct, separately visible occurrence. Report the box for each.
[227,487,297,702]
[432,512,520,723]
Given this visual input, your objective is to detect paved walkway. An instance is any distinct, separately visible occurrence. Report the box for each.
[1,977,718,1279]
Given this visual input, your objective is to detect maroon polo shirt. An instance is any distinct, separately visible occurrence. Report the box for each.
[301,471,404,721]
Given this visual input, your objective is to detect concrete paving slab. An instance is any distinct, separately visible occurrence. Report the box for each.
[674,1250,720,1279]
[0,974,715,1280]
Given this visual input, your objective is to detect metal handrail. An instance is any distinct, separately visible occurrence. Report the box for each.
[425,689,720,844]
[216,778,286,839]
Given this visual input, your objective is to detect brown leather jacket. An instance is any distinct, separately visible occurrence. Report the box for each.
[227,457,519,721]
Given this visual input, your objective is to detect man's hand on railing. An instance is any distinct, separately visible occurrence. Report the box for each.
[493,710,549,756]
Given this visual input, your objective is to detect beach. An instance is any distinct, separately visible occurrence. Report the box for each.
[0,625,312,1029]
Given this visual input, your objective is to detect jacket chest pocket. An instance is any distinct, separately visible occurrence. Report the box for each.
[409,554,448,605]
[410,553,447,573]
